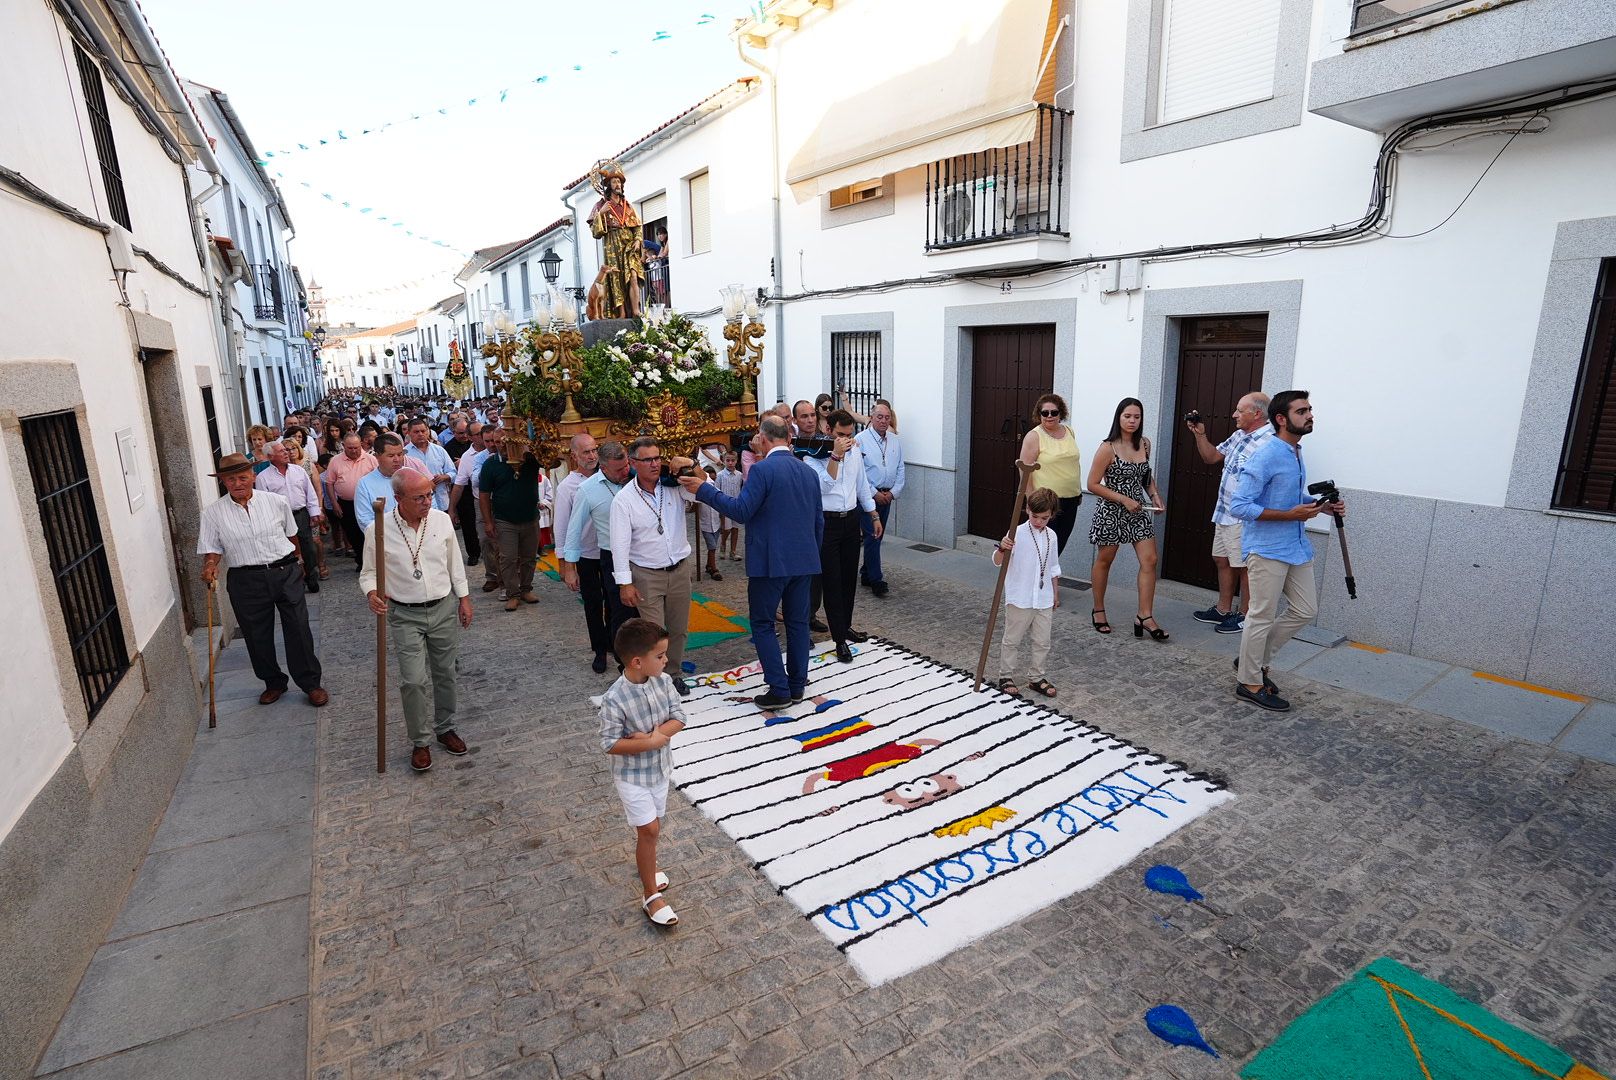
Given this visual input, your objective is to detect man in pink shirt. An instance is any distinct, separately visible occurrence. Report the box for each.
[326,433,377,570]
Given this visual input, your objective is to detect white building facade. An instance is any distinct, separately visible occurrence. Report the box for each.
[0,0,253,1071]
[188,83,317,423]
[545,0,1616,699]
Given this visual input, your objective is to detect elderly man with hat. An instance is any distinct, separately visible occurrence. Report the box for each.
[198,453,328,706]
[361,470,474,771]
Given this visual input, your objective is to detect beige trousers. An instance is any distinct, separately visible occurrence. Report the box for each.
[388,595,460,746]
[629,559,692,672]
[1238,553,1317,686]
[1000,604,1053,682]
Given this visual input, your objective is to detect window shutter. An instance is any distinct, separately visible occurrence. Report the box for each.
[640,191,667,225]
[1158,0,1280,125]
[688,172,711,254]
[1555,259,1616,513]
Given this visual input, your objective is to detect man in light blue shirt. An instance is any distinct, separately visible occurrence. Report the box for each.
[854,400,903,598]
[1227,390,1345,713]
[404,417,456,511]
[355,434,428,530]
[807,409,881,662]
[560,442,639,667]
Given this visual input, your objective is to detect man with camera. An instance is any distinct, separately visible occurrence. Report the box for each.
[1228,390,1345,712]
[1185,393,1270,634]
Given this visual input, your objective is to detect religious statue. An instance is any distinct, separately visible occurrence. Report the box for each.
[585,158,644,321]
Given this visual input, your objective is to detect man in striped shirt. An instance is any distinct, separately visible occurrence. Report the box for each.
[198,453,328,707]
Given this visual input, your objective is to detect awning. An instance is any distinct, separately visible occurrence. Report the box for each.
[782,0,1058,200]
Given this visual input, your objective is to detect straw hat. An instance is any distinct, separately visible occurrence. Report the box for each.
[210,453,255,477]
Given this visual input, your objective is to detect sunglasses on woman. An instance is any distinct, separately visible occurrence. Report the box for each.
[1040,409,1061,418]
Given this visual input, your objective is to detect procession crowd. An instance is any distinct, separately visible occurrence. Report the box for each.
[195,381,1340,925]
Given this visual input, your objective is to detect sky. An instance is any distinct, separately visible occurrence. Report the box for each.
[139,0,750,326]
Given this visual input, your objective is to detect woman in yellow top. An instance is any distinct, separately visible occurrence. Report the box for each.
[1018,393,1083,554]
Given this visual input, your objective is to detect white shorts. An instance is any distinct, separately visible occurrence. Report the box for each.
[615,777,669,828]
[1212,522,1247,567]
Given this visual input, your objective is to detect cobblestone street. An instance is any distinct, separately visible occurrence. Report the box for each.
[301,547,1616,1080]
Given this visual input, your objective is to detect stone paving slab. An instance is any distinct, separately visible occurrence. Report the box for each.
[148,765,315,853]
[38,898,308,1073]
[109,822,313,940]
[1409,669,1587,743]
[37,1002,308,1080]
[300,542,1616,1080]
[181,721,317,784]
[1556,701,1616,766]
[1288,643,1450,703]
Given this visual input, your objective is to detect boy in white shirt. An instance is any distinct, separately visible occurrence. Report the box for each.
[716,451,744,561]
[990,487,1061,698]
[697,466,725,580]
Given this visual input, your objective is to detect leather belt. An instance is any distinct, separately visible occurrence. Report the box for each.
[823,509,858,518]
[640,557,687,572]
[229,553,297,572]
[391,594,452,608]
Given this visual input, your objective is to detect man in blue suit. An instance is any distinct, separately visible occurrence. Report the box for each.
[680,416,823,708]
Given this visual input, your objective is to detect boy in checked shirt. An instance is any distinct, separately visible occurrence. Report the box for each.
[599,618,687,925]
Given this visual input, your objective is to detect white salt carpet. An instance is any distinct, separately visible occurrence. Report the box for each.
[675,638,1233,986]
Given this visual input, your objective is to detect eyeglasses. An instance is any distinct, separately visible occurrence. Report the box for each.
[1039,409,1062,418]
[632,455,662,464]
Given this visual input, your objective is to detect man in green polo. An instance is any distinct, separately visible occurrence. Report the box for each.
[479,440,543,612]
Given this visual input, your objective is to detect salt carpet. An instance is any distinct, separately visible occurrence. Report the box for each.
[675,638,1233,986]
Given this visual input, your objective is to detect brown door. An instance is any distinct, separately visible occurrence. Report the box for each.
[1161,315,1267,589]
[968,325,1055,539]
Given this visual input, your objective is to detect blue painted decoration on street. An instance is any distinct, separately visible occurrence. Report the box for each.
[1146,1004,1219,1058]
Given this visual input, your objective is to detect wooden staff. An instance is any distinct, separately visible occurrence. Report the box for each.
[206,581,217,729]
[373,497,388,774]
[974,460,1040,692]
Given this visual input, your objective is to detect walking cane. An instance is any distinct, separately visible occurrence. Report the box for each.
[373,497,388,774]
[974,460,1040,692]
[206,581,217,729]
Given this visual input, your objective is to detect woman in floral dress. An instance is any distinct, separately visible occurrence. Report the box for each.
[1086,398,1169,640]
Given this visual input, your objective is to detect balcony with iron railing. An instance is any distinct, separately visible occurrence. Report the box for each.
[252,263,284,321]
[923,103,1071,271]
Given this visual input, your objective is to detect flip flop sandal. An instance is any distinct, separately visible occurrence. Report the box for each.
[642,891,678,927]
[1029,679,1058,698]
[318,566,331,580]
[996,679,1022,697]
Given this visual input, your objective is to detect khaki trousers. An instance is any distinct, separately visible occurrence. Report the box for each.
[629,558,692,672]
[388,595,460,746]
[999,604,1052,682]
[496,520,537,599]
[1238,553,1317,686]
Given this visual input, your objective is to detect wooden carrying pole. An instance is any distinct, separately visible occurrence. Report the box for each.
[206,582,217,729]
[974,460,1040,692]
[373,497,388,774]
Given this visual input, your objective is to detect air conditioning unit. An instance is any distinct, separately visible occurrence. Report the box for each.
[935,175,1016,244]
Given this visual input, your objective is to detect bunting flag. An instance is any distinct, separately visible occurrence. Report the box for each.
[254,14,723,166]
[271,169,471,257]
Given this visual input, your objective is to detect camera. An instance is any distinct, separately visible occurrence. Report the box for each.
[791,436,833,460]
[659,463,698,487]
[1183,409,1204,426]
[1308,479,1341,505]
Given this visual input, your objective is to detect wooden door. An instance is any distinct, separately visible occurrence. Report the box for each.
[968,325,1056,539]
[1161,315,1267,589]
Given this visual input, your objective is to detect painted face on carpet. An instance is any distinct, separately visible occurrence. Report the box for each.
[671,639,1232,986]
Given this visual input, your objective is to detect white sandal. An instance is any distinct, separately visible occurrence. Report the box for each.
[642,891,678,926]
[655,870,670,891]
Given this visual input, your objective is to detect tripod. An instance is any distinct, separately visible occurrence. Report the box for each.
[1325,506,1356,599]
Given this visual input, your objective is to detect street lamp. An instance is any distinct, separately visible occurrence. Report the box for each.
[538,247,562,287]
[311,325,327,348]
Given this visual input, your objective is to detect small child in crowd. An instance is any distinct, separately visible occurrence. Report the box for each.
[598,618,687,926]
[991,487,1062,698]
[698,466,724,580]
[717,451,744,561]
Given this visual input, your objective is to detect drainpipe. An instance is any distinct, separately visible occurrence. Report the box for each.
[735,39,785,401]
